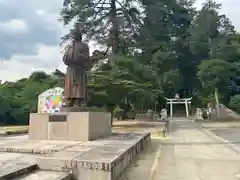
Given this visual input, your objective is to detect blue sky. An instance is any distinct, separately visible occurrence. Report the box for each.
[0,0,239,81]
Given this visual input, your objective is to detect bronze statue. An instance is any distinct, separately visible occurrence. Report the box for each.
[62,24,90,108]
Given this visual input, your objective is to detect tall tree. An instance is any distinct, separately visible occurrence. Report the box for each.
[61,0,142,57]
[186,0,234,59]
[197,59,232,104]
[137,0,194,97]
[178,0,235,99]
[212,34,240,98]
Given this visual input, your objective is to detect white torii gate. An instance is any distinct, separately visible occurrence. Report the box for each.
[165,97,192,118]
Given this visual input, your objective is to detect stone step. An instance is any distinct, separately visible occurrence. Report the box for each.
[0,162,37,180]
[12,170,72,180]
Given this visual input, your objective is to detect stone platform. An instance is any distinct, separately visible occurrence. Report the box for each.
[0,132,151,180]
[29,111,112,141]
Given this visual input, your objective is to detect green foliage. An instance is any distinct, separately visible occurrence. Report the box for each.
[198,59,232,91]
[197,59,232,105]
[2,0,240,124]
[113,106,124,119]
[0,71,65,125]
[61,0,142,55]
[229,94,240,113]
[0,96,10,125]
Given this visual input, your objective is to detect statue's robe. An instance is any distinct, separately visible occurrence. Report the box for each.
[63,41,90,101]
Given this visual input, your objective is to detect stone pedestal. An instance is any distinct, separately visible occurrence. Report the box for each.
[29,112,112,141]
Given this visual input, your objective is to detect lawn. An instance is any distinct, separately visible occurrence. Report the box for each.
[0,126,29,135]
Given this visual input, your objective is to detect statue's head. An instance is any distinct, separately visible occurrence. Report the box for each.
[73,23,82,42]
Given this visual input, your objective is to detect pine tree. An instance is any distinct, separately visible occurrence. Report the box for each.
[61,0,142,56]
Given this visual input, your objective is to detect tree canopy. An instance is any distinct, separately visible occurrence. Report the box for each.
[1,0,240,125]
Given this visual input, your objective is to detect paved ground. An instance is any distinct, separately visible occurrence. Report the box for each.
[0,121,164,180]
[202,121,240,148]
[0,134,28,140]
[2,119,240,179]
[211,127,240,147]
[153,119,240,180]
[118,139,162,180]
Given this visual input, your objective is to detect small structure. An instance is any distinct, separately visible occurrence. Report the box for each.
[38,87,64,113]
[175,93,180,100]
[196,108,203,120]
[31,26,111,142]
[31,86,112,141]
[165,97,192,118]
[160,109,167,120]
[26,24,150,179]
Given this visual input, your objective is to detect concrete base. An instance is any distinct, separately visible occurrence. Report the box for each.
[29,112,112,141]
[38,132,151,180]
[0,132,151,180]
[0,152,72,180]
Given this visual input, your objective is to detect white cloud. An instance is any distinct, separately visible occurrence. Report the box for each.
[36,10,46,16]
[221,0,240,31]
[0,45,66,82]
[36,10,61,29]
[1,0,240,82]
[0,19,28,34]
[0,42,100,82]
[194,0,240,31]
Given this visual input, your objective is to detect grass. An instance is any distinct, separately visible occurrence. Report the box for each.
[0,126,29,135]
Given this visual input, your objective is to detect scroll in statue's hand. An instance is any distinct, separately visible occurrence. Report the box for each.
[63,54,70,65]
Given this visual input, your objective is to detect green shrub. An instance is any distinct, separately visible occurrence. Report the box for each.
[113,107,124,120]
[229,94,240,113]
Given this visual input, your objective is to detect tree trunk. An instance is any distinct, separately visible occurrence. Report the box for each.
[109,0,119,67]
[111,108,114,126]
[214,88,220,116]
